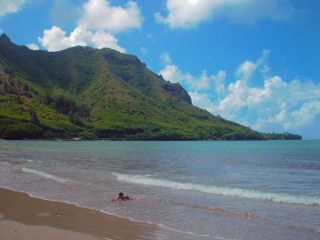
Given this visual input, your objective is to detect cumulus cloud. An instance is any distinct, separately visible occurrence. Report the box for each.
[39,0,142,52]
[236,60,257,81]
[159,64,192,84]
[211,70,227,96]
[0,0,25,17]
[288,101,320,129]
[26,43,39,50]
[38,26,126,52]
[156,0,296,29]
[79,0,143,32]
[189,91,215,112]
[190,70,212,90]
[155,0,224,29]
[39,26,86,51]
[91,30,125,52]
[209,69,320,135]
[235,49,271,82]
[160,50,320,138]
[159,54,212,90]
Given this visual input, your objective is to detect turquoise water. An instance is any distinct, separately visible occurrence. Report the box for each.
[0,140,319,239]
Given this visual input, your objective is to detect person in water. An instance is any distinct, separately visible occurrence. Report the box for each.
[112,192,131,202]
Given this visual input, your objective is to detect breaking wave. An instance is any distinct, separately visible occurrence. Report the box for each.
[113,172,320,206]
[22,167,67,183]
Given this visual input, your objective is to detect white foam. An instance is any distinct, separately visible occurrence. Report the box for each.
[158,223,238,240]
[18,158,34,162]
[112,173,320,206]
[22,167,67,183]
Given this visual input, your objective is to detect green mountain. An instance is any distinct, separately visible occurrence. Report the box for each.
[0,34,301,140]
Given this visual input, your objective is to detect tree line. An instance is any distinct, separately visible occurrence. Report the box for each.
[43,92,90,126]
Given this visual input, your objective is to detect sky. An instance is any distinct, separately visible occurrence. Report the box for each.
[0,0,319,139]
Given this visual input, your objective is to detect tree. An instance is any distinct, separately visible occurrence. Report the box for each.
[30,109,40,126]
[16,94,22,104]
[44,91,53,105]
[69,111,82,126]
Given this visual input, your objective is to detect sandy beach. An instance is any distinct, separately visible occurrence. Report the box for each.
[0,187,157,240]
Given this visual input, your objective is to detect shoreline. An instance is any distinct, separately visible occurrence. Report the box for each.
[0,187,158,240]
[0,137,304,141]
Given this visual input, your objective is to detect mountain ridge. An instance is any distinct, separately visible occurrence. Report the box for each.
[0,33,301,140]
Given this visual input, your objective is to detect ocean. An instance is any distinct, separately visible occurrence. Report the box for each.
[0,140,319,239]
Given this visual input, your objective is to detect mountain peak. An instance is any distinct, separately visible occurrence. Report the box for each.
[0,33,11,43]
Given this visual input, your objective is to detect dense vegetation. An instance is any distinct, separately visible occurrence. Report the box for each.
[0,34,301,140]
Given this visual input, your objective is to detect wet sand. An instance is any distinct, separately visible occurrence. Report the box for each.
[0,187,157,240]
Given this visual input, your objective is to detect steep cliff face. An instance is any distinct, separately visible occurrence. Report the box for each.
[0,33,300,140]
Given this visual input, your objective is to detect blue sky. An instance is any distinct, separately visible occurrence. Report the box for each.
[0,0,319,139]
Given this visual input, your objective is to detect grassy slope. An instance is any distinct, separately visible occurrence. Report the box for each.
[0,34,301,140]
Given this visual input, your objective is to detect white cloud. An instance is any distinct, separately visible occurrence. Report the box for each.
[159,60,213,91]
[190,70,211,90]
[39,0,142,52]
[159,50,320,138]
[189,91,215,112]
[26,43,39,50]
[236,60,257,81]
[211,70,227,96]
[156,0,296,29]
[288,101,320,129]
[214,79,248,118]
[38,26,85,51]
[155,0,222,28]
[79,0,143,33]
[235,48,270,82]
[38,26,126,52]
[91,30,125,52]
[0,0,25,17]
[159,64,192,84]
[0,28,3,33]
[210,70,320,134]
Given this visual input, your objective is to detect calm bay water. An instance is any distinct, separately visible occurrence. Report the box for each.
[0,140,319,239]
